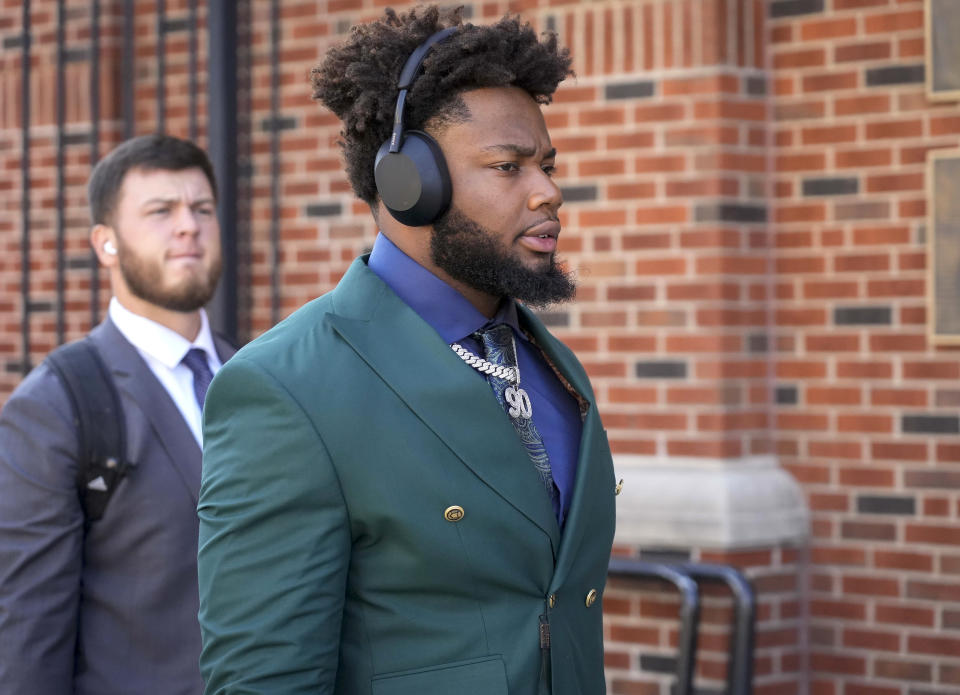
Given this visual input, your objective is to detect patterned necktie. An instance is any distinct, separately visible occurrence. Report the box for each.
[182,348,213,408]
[477,324,559,508]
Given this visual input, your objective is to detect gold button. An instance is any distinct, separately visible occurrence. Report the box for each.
[585,589,598,607]
[444,505,465,522]
[548,593,557,609]
[615,479,624,496]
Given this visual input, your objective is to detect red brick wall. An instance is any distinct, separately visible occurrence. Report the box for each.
[770,0,960,693]
[2,1,960,692]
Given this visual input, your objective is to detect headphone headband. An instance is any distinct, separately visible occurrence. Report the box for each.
[388,27,458,153]
[397,26,457,90]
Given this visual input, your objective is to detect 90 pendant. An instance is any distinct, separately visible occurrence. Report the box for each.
[505,386,533,420]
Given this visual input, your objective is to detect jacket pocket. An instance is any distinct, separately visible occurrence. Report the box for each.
[372,655,508,695]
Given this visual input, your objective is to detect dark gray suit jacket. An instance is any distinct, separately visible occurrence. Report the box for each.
[0,318,235,695]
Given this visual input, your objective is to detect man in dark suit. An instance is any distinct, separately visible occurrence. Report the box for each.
[198,6,617,695]
[0,134,234,695]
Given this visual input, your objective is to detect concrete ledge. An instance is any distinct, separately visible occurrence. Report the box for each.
[613,454,810,550]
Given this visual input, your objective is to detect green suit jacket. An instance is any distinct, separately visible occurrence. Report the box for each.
[198,256,617,694]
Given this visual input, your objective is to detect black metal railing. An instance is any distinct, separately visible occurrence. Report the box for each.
[12,0,276,376]
[607,558,756,695]
[206,0,239,342]
[19,1,32,374]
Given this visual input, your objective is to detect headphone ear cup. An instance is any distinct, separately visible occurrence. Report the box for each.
[374,130,451,227]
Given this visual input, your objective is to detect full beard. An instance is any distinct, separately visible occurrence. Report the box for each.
[430,208,576,308]
[117,237,222,313]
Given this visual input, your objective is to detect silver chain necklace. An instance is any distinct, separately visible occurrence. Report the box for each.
[449,343,518,382]
[449,335,534,420]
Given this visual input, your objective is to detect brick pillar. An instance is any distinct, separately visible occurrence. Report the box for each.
[542,1,810,692]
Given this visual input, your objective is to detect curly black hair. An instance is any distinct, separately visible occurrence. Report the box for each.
[311,5,572,208]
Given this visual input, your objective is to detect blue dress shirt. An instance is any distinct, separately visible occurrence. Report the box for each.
[367,232,582,526]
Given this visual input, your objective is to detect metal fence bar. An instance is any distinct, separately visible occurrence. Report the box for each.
[20,0,32,374]
[269,0,280,325]
[682,563,756,695]
[55,0,66,345]
[122,0,134,139]
[188,0,198,142]
[89,0,101,325]
[608,558,700,695]
[156,0,166,132]
[207,0,238,343]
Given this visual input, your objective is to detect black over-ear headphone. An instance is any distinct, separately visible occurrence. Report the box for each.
[374,27,457,227]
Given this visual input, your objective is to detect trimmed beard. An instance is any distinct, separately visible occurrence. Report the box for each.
[116,236,222,313]
[430,208,576,308]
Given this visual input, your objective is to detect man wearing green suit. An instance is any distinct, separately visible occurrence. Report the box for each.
[198,6,617,694]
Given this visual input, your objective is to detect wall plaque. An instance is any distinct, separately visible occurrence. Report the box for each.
[929,150,960,345]
[926,0,960,101]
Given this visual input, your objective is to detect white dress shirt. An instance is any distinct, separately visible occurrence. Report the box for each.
[108,297,223,445]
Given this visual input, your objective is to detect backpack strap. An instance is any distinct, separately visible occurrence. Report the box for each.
[45,338,128,524]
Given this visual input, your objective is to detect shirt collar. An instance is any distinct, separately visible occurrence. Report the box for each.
[367,232,523,343]
[108,297,219,369]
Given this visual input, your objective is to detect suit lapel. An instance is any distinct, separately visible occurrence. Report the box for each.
[89,319,204,503]
[327,259,561,548]
[517,307,612,587]
[213,332,237,364]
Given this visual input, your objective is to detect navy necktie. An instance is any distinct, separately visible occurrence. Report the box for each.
[182,348,213,408]
[476,324,559,508]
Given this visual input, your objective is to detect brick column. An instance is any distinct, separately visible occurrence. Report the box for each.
[534,1,809,692]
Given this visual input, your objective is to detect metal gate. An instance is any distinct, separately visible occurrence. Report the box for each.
[10,0,291,375]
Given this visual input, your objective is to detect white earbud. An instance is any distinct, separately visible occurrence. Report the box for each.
[103,240,117,256]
